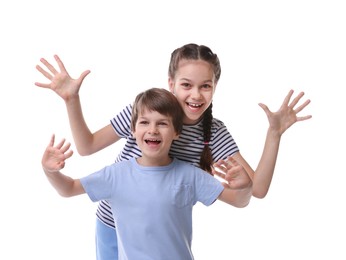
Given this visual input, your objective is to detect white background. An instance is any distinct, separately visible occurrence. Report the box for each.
[1,0,345,259]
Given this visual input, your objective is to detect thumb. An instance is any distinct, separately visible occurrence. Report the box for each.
[258,103,271,117]
[78,70,91,84]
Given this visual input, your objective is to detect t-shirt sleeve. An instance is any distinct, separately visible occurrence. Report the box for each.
[193,167,224,206]
[80,166,115,202]
[110,104,133,138]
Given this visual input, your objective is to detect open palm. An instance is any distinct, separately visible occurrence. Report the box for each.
[35,55,90,101]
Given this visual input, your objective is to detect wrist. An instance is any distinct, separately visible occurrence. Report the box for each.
[64,93,80,103]
[42,166,59,174]
[267,127,282,139]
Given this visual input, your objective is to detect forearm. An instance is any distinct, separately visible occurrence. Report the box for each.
[65,96,120,155]
[65,96,95,155]
[43,168,79,197]
[219,183,252,208]
[252,128,281,198]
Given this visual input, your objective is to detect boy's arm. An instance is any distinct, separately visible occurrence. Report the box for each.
[35,55,120,156]
[213,157,252,208]
[42,135,85,197]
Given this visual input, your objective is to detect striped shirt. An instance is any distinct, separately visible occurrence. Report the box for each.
[96,104,239,228]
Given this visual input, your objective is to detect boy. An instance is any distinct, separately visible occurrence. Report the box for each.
[42,88,252,260]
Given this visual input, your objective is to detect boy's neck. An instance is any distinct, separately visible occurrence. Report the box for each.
[136,156,173,167]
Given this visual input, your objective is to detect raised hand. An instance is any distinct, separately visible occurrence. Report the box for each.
[35,55,90,101]
[212,156,252,190]
[42,134,73,173]
[259,89,312,136]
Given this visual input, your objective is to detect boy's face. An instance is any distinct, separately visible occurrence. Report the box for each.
[132,108,179,166]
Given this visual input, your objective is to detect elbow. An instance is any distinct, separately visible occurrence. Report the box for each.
[236,200,250,208]
[57,190,75,198]
[252,189,268,199]
[78,151,91,156]
[252,182,269,199]
[232,194,252,208]
[76,147,93,156]
[76,143,101,156]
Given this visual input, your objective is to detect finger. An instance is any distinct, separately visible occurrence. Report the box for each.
[54,55,69,75]
[297,114,312,122]
[34,82,50,89]
[64,150,74,160]
[289,91,305,109]
[221,182,230,189]
[60,142,71,154]
[258,103,271,117]
[46,134,55,149]
[40,57,59,75]
[79,70,91,83]
[57,161,66,170]
[294,99,311,114]
[213,162,227,172]
[35,64,53,81]
[55,138,67,150]
[212,168,226,180]
[213,159,227,167]
[281,89,294,108]
[226,156,239,166]
[212,162,227,174]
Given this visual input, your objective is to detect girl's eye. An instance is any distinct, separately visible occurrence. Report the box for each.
[181,82,191,88]
[201,84,212,89]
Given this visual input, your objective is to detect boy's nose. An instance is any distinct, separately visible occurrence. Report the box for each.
[148,124,158,134]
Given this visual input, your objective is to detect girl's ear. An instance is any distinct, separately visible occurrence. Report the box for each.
[168,78,174,93]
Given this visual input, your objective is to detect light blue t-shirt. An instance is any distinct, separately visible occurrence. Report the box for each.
[81,157,224,260]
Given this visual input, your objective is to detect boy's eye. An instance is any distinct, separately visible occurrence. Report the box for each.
[158,122,168,126]
[139,120,149,125]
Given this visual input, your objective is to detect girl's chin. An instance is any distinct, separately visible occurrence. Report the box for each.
[183,115,202,125]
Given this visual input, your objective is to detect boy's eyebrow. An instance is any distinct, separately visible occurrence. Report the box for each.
[138,116,172,121]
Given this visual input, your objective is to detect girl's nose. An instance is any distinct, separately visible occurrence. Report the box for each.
[190,87,201,99]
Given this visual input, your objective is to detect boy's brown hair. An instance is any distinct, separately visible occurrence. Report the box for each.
[131,88,184,135]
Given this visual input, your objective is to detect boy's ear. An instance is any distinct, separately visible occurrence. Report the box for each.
[173,133,180,140]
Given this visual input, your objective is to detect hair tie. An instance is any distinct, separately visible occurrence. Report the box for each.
[203,141,209,145]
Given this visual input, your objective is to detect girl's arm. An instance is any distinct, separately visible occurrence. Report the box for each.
[231,90,312,198]
[42,135,85,197]
[35,55,120,156]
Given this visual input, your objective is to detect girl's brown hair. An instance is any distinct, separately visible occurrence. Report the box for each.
[168,43,221,174]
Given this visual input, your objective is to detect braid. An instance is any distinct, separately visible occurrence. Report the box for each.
[200,103,213,174]
[168,43,220,174]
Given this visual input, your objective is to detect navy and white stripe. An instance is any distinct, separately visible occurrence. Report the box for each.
[97,104,239,228]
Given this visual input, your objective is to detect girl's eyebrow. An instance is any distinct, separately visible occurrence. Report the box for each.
[178,77,191,82]
[179,78,213,84]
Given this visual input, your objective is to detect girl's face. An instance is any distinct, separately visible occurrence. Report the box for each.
[169,59,216,125]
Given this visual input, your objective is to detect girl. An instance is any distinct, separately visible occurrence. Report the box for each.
[35,43,311,260]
